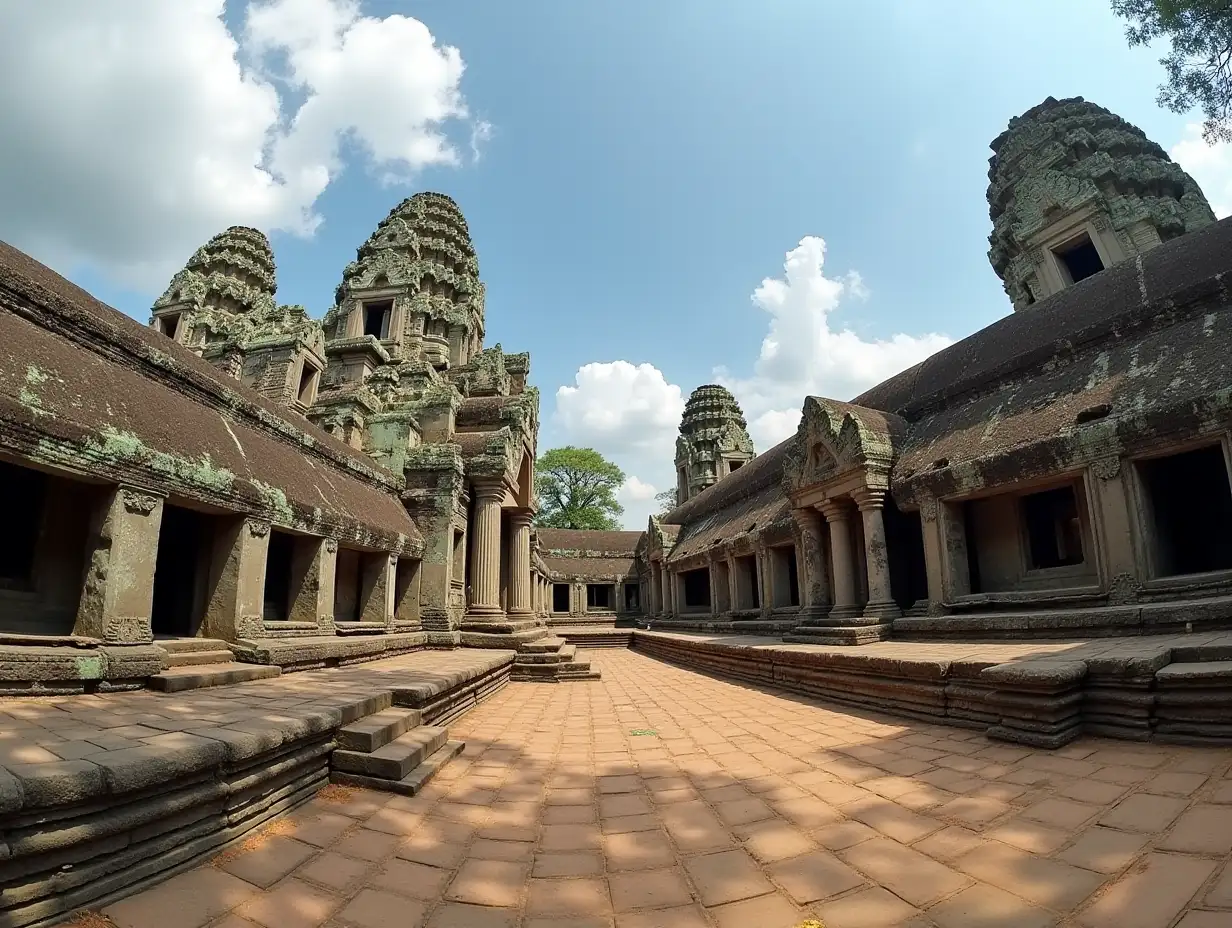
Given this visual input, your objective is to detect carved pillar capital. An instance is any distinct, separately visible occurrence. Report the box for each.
[246,518,270,538]
[120,487,162,515]
[852,486,888,512]
[817,499,849,522]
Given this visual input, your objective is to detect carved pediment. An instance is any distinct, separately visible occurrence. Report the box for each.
[783,396,903,495]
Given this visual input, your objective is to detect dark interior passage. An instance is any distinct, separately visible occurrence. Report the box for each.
[1140,446,1232,576]
[553,583,570,612]
[151,504,208,637]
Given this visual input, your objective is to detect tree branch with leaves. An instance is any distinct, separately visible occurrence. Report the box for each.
[1113,0,1232,142]
[534,446,626,530]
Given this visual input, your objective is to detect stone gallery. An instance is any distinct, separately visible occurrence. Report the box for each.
[3,96,1232,925]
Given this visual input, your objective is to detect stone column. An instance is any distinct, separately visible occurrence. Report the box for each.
[506,509,534,619]
[1089,458,1143,604]
[854,488,901,621]
[939,500,971,600]
[918,498,948,615]
[466,480,505,620]
[792,507,829,623]
[287,536,337,633]
[203,517,270,642]
[74,487,165,644]
[819,500,860,619]
[707,553,722,617]
[667,568,679,617]
[649,562,661,615]
[756,541,772,618]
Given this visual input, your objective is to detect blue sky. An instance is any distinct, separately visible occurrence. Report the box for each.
[2,1,1229,527]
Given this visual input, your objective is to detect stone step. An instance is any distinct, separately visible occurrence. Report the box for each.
[332,726,448,781]
[331,740,466,796]
[156,637,234,654]
[163,649,236,668]
[520,637,567,653]
[337,708,423,752]
[148,661,280,692]
[1157,660,1232,685]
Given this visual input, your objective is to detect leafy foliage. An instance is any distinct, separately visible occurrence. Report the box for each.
[534,446,625,530]
[1113,0,1232,142]
[654,488,678,517]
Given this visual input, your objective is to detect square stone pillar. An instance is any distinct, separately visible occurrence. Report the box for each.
[366,554,396,627]
[939,499,972,600]
[1088,458,1143,603]
[853,488,902,621]
[204,517,270,642]
[74,487,165,644]
[917,498,948,615]
[792,507,829,623]
[287,536,336,633]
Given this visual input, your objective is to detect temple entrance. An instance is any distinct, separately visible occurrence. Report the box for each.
[681,567,711,612]
[1139,446,1232,576]
[552,583,570,612]
[151,504,211,637]
[885,504,928,609]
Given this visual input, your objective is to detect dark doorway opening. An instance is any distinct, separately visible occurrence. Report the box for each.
[552,583,570,612]
[1140,446,1232,576]
[885,503,929,609]
[681,567,711,610]
[624,583,639,611]
[1021,486,1084,569]
[586,584,613,610]
[1055,235,1104,284]
[151,504,208,637]
[263,530,295,621]
[363,301,392,339]
[0,460,45,591]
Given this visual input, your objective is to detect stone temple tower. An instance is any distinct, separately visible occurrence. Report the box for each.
[151,226,325,413]
[988,96,1215,311]
[675,384,755,504]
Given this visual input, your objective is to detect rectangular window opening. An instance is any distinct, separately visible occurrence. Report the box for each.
[586,583,613,610]
[1139,445,1232,576]
[161,313,181,341]
[297,363,318,405]
[552,583,570,612]
[1054,234,1104,285]
[1021,486,1085,570]
[0,461,45,590]
[363,301,392,339]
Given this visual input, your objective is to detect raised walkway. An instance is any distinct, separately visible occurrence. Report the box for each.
[101,650,1232,928]
[0,648,514,928]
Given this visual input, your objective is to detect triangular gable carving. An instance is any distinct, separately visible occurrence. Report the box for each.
[783,396,905,495]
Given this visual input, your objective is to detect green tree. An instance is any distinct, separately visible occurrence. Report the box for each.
[534,446,625,530]
[654,488,677,517]
[1113,0,1232,142]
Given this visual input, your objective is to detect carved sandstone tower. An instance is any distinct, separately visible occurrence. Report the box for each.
[987,96,1215,311]
[674,384,755,504]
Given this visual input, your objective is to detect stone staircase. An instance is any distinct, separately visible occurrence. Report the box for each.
[330,707,465,795]
[512,635,602,682]
[149,638,281,692]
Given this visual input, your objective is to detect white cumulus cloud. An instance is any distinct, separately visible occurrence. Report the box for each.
[552,361,685,529]
[717,236,952,446]
[1171,122,1232,219]
[0,0,480,291]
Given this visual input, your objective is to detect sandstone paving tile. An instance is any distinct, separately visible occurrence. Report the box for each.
[912,824,987,862]
[1056,779,1128,805]
[235,878,340,928]
[841,836,971,907]
[766,849,866,904]
[527,876,612,915]
[217,835,318,888]
[1098,793,1189,833]
[1157,804,1232,854]
[367,856,453,900]
[771,794,844,828]
[708,891,803,928]
[294,852,375,892]
[954,840,1106,911]
[523,918,614,928]
[444,858,529,907]
[813,820,878,850]
[713,796,773,826]
[937,794,1012,826]
[1077,853,1218,928]
[1204,860,1232,907]
[1019,797,1102,830]
[335,889,429,928]
[607,868,693,912]
[843,795,944,843]
[732,818,815,862]
[1175,913,1232,928]
[603,829,676,871]
[682,848,774,906]
[815,885,925,928]
[104,867,260,928]
[659,801,733,852]
[333,828,402,862]
[544,804,597,824]
[468,836,534,861]
[1057,826,1150,875]
[1142,771,1209,797]
[599,793,653,818]
[601,812,660,834]
[986,818,1070,854]
[397,837,467,869]
[540,822,602,851]
[926,882,1056,928]
[613,904,709,927]
[424,902,517,928]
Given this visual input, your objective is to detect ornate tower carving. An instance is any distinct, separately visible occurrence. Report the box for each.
[150,227,325,412]
[674,385,755,504]
[987,96,1215,311]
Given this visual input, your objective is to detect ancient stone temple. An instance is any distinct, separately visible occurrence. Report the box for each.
[674,384,756,504]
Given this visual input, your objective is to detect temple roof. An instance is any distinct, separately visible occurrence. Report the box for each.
[536,528,643,556]
[665,437,794,526]
[542,555,638,580]
[0,239,421,552]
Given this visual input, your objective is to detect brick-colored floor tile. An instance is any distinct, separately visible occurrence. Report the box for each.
[955,840,1105,911]
[534,851,604,877]
[235,879,339,928]
[425,902,517,928]
[1058,826,1150,875]
[445,859,529,907]
[1020,797,1101,829]
[683,848,774,906]
[1078,853,1217,928]
[334,828,402,862]
[608,868,692,912]
[614,904,709,927]
[336,889,428,928]
[368,857,452,900]
[842,837,970,907]
[1098,793,1188,833]
[708,892,802,928]
[294,851,373,891]
[541,823,602,851]
[526,877,611,915]
[659,802,733,852]
[603,829,676,871]
[216,836,317,889]
[397,837,467,869]
[734,818,814,862]
[1158,805,1232,854]
[105,869,259,928]
[816,885,923,928]
[767,849,865,904]
[928,883,1055,928]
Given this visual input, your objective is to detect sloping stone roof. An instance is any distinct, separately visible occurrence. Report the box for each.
[0,240,421,552]
[542,555,638,580]
[536,529,642,556]
[665,437,795,526]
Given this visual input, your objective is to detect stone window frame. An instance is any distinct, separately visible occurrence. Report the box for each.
[1023,207,1125,302]
[1126,434,1232,589]
[293,354,323,410]
[346,287,404,344]
[151,306,189,344]
[1012,476,1097,585]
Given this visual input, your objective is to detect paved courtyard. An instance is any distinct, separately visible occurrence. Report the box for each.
[102,650,1232,928]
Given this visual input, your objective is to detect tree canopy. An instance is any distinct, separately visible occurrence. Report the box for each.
[654,488,678,517]
[534,446,625,530]
[1112,0,1232,143]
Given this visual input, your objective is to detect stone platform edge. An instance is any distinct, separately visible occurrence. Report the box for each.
[631,629,1232,750]
[0,650,515,928]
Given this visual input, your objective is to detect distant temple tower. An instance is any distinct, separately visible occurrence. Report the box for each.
[675,384,755,504]
[150,226,325,412]
[987,96,1215,311]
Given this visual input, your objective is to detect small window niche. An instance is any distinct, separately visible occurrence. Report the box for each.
[1138,445,1232,577]
[1053,233,1105,285]
[586,583,613,610]
[157,312,183,342]
[1021,485,1085,570]
[362,300,393,340]
[296,360,320,408]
